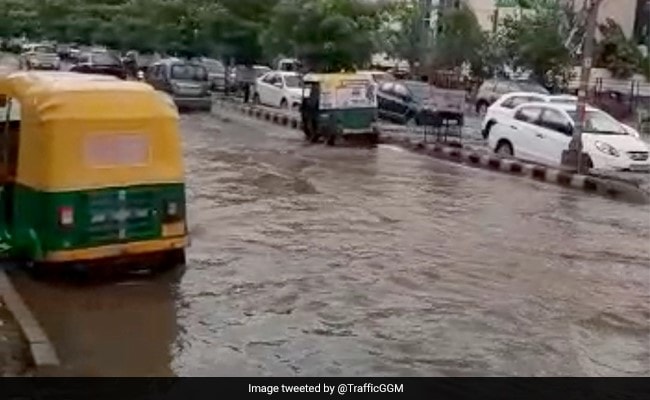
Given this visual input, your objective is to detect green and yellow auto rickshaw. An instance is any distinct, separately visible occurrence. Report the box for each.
[0,71,188,273]
[300,73,379,145]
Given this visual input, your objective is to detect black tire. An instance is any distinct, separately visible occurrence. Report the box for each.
[495,140,514,157]
[280,98,288,109]
[326,126,339,146]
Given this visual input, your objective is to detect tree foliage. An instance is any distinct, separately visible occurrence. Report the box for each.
[432,5,485,71]
[0,0,389,70]
[595,18,645,79]
[497,5,571,87]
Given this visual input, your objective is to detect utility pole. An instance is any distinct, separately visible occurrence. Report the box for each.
[563,0,603,173]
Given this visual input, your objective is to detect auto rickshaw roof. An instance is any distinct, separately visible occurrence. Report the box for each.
[0,71,178,120]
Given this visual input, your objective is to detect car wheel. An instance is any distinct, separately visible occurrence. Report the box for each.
[495,140,514,157]
[280,98,288,109]
[476,101,488,115]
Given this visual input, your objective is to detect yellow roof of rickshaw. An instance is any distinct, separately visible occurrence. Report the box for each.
[0,71,178,121]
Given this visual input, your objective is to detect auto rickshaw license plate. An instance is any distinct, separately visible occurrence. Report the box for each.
[163,222,185,237]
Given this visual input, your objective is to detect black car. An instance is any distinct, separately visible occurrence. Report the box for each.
[70,51,127,79]
[377,80,465,127]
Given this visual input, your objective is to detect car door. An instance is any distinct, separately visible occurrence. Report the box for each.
[271,75,286,107]
[377,82,395,120]
[507,105,545,163]
[257,73,276,106]
[392,83,412,122]
[536,107,573,167]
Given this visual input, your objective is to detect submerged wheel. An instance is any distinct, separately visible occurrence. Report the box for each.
[495,141,514,157]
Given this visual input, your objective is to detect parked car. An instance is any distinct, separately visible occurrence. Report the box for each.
[233,65,271,93]
[193,57,228,91]
[475,79,549,115]
[70,51,127,79]
[481,93,641,139]
[19,43,60,70]
[377,80,465,126]
[488,102,650,172]
[481,92,550,139]
[145,58,212,111]
[253,71,305,110]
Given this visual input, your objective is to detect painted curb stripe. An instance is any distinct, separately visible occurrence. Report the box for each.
[0,269,60,368]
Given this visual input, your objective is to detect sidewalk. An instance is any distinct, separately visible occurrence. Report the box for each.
[0,292,31,376]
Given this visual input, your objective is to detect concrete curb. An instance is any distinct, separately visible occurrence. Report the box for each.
[0,269,59,371]
[214,99,650,204]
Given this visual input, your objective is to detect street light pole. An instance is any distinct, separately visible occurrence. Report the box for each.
[565,0,603,173]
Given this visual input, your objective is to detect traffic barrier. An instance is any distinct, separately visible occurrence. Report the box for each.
[213,99,649,204]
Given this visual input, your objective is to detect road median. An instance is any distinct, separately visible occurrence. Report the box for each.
[214,98,650,204]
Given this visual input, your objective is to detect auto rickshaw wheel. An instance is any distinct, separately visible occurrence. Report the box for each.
[326,127,340,146]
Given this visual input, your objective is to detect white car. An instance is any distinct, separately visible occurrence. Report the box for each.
[481,93,640,139]
[488,102,650,172]
[481,92,548,138]
[253,71,306,110]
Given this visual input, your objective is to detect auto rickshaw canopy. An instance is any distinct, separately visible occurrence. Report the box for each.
[0,71,183,191]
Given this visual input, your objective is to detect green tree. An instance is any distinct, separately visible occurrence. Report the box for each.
[261,0,381,71]
[595,18,644,79]
[498,4,571,87]
[376,0,422,68]
[432,5,485,71]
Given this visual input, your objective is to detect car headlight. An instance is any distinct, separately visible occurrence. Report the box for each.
[594,141,620,157]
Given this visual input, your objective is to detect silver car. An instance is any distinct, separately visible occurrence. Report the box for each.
[20,44,60,70]
[475,79,548,114]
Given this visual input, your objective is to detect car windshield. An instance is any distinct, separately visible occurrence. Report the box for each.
[91,52,120,66]
[171,64,208,81]
[404,83,431,101]
[566,110,627,135]
[514,81,549,94]
[284,75,303,88]
[34,45,55,53]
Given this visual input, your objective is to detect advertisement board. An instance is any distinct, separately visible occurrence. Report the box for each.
[331,79,377,109]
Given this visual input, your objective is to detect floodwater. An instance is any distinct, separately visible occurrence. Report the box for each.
[11,112,650,376]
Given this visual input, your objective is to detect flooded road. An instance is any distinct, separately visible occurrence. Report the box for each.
[11,111,650,376]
